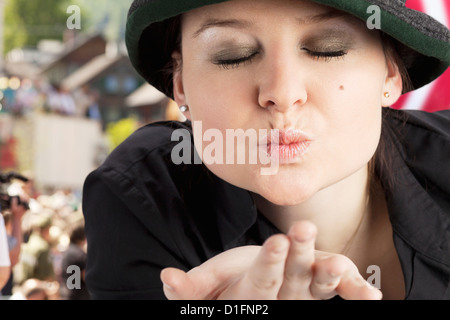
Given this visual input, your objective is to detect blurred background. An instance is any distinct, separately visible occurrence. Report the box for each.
[0,0,448,300]
[0,0,181,194]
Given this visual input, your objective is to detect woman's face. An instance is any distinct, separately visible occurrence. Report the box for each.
[173,0,401,205]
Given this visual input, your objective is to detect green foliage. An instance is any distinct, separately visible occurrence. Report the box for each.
[4,0,69,53]
[3,0,133,54]
[105,117,138,152]
[72,0,133,40]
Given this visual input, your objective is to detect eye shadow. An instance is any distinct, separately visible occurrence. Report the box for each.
[302,28,355,52]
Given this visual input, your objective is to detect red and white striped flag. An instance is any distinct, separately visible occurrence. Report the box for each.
[393,0,450,112]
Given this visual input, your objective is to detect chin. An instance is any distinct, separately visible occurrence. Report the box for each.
[260,192,312,206]
[254,178,317,206]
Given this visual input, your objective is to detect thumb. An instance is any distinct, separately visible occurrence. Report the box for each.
[161,246,261,300]
[161,268,192,300]
[161,267,212,300]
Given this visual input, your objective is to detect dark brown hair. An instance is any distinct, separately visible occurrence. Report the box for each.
[160,15,183,99]
[368,33,414,192]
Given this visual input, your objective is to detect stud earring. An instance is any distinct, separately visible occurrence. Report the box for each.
[384,92,390,98]
[179,105,189,113]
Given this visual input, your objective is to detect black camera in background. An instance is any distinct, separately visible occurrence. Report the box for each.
[0,172,30,212]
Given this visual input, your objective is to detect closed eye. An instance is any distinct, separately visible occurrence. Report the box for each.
[214,51,259,69]
[303,48,347,61]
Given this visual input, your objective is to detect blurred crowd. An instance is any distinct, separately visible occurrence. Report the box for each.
[2,77,101,121]
[0,172,89,300]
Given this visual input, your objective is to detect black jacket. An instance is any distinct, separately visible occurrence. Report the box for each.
[82,108,450,300]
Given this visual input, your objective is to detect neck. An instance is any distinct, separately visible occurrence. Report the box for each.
[253,165,372,254]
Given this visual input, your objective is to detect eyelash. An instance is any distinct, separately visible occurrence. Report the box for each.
[304,49,348,61]
[215,52,259,69]
[215,49,347,69]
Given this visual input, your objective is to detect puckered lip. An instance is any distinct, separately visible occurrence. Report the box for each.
[256,128,313,164]
[258,128,313,146]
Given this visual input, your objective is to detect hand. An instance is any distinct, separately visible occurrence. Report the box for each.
[11,196,27,220]
[8,196,27,266]
[160,221,382,300]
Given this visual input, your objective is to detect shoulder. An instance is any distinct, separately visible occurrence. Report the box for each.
[83,119,200,219]
[384,108,450,138]
[383,108,450,166]
[102,120,193,174]
[87,119,201,195]
[383,108,450,192]
[382,108,450,266]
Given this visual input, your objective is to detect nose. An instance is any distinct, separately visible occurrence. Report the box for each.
[257,52,307,112]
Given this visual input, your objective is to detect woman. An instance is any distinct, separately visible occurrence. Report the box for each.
[83,0,450,300]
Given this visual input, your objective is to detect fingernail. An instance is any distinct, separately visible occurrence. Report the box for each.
[273,243,288,254]
[290,223,316,243]
[272,240,289,254]
[329,271,340,278]
[293,234,313,243]
[163,282,175,291]
[365,281,379,290]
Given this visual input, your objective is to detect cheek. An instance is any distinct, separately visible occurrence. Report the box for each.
[183,63,258,187]
[184,66,256,143]
[184,68,239,120]
[316,65,384,172]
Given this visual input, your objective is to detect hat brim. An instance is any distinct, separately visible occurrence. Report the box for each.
[126,0,450,98]
[314,0,450,89]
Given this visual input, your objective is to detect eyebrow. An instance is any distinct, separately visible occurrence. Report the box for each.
[193,18,252,38]
[297,10,347,25]
[192,10,348,38]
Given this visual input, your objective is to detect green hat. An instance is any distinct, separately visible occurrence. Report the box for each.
[126,0,450,98]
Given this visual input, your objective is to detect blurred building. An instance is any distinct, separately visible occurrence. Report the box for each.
[0,28,173,192]
[59,44,145,126]
[125,83,168,124]
[40,33,107,85]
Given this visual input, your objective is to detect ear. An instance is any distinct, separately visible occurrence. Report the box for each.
[382,57,403,107]
[172,52,191,120]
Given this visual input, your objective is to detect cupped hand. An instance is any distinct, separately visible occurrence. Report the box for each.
[160,220,382,300]
[11,196,27,220]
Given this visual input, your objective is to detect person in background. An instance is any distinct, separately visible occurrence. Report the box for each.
[1,198,26,296]
[59,219,90,300]
[9,278,60,300]
[0,214,11,293]
[14,214,55,285]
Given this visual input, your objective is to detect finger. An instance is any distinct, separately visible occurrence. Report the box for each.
[277,221,317,300]
[11,196,19,210]
[337,277,382,300]
[235,234,289,299]
[11,196,25,214]
[160,267,204,300]
[310,254,348,300]
[162,246,262,300]
[335,267,383,300]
